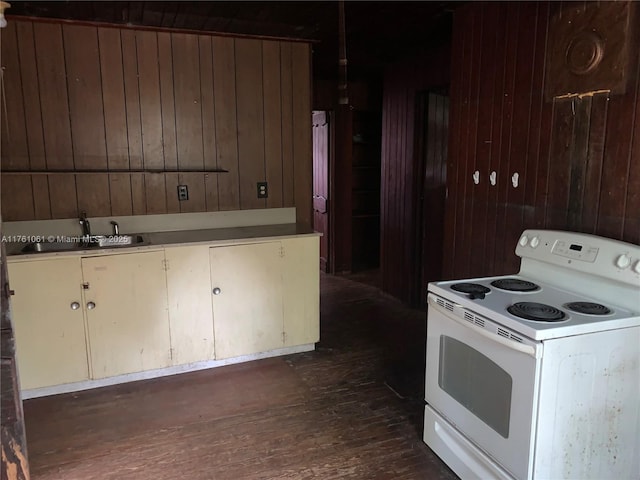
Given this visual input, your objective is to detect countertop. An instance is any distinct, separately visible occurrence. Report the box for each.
[6,223,320,261]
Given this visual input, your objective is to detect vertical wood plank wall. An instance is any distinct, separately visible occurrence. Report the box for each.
[0,20,313,227]
[443,1,640,280]
[380,46,451,304]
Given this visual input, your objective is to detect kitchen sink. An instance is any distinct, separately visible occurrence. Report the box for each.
[21,234,146,253]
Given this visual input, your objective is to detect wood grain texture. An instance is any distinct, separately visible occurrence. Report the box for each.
[172,33,204,171]
[212,36,241,211]
[157,32,177,171]
[136,30,164,170]
[1,19,313,223]
[263,40,284,209]
[198,36,219,211]
[1,22,29,173]
[441,1,640,281]
[235,38,266,210]
[33,22,74,170]
[98,28,130,171]
[63,25,107,170]
[280,42,295,208]
[291,43,313,227]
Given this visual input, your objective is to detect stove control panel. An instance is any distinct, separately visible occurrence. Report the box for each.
[551,240,599,262]
[516,230,640,286]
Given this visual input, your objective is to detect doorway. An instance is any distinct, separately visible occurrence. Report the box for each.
[312,111,331,272]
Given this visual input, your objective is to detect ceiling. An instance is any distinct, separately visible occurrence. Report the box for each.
[6,1,455,78]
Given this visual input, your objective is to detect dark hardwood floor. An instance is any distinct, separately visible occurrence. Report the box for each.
[23,271,458,479]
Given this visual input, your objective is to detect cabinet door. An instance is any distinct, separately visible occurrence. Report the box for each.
[82,251,171,379]
[8,258,89,390]
[282,237,320,346]
[210,242,284,359]
[165,245,215,365]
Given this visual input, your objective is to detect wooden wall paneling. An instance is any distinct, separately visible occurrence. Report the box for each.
[16,21,51,219]
[121,30,145,215]
[172,33,203,171]
[157,32,180,214]
[198,35,219,211]
[624,51,640,243]
[136,30,167,215]
[442,9,467,280]
[501,1,539,275]
[172,32,205,213]
[263,40,284,209]
[580,92,609,233]
[0,22,29,171]
[597,26,639,241]
[481,4,508,278]
[566,94,593,231]
[235,38,266,210]
[212,36,240,211]
[0,22,35,221]
[33,22,77,219]
[291,42,313,228]
[130,174,148,215]
[76,173,112,218]
[523,3,551,231]
[446,8,470,279]
[490,3,520,275]
[280,42,295,208]
[47,173,78,219]
[107,174,133,217]
[0,176,34,222]
[545,98,574,230]
[164,174,180,214]
[63,25,111,217]
[468,3,498,278]
[452,7,479,279]
[98,28,132,216]
[63,25,107,170]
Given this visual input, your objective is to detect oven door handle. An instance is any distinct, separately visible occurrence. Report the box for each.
[428,296,538,358]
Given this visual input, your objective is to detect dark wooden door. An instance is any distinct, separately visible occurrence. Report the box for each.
[312,111,330,272]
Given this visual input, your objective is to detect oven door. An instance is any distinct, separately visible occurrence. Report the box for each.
[425,293,542,480]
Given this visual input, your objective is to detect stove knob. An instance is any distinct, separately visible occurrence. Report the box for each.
[633,260,640,274]
[615,254,631,269]
[519,235,529,247]
[530,236,540,248]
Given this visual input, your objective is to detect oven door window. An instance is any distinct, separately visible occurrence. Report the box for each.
[438,335,512,438]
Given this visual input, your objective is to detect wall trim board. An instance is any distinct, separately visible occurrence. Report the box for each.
[5,14,318,44]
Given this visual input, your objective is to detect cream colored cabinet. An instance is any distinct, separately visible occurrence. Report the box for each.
[210,242,285,359]
[8,257,90,390]
[281,236,320,347]
[82,251,171,379]
[164,245,215,365]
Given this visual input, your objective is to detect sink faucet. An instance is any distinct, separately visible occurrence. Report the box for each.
[79,211,91,238]
[110,221,119,235]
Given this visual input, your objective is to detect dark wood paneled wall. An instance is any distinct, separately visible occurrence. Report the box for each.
[443,1,640,280]
[380,46,451,304]
[0,19,312,226]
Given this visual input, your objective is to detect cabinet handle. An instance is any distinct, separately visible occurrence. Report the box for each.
[70,301,80,310]
[86,301,96,310]
[212,287,221,295]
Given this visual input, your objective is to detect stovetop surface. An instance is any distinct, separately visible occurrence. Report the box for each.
[429,274,640,341]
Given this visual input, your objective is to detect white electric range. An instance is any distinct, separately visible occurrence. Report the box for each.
[423,230,640,480]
